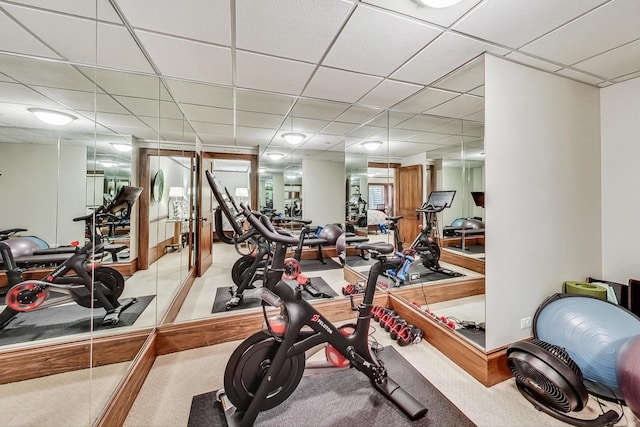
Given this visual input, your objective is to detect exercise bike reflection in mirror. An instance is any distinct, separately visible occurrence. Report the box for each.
[0,221,137,329]
[206,171,428,427]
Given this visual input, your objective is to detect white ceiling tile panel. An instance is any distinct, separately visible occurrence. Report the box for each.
[35,87,127,114]
[425,94,484,118]
[290,117,331,135]
[236,51,315,95]
[236,126,277,140]
[190,121,234,137]
[554,68,605,86]
[389,127,420,140]
[453,0,607,49]
[392,32,509,86]
[323,5,441,76]
[431,120,464,135]
[237,110,283,129]
[362,0,483,27]
[304,67,383,103]
[96,24,155,73]
[0,82,65,109]
[306,134,345,145]
[432,56,484,93]
[166,80,233,109]
[236,90,293,115]
[0,9,60,59]
[93,111,148,128]
[136,30,232,85]
[93,69,159,99]
[179,104,233,125]
[398,114,453,132]
[345,124,386,139]
[358,79,423,108]
[614,70,640,83]
[464,110,484,122]
[291,99,350,121]
[0,56,95,91]
[521,0,640,66]
[389,112,416,127]
[114,0,230,45]
[468,85,484,97]
[394,87,459,113]
[504,52,563,73]
[321,121,360,135]
[236,0,353,63]
[112,96,161,119]
[572,39,640,80]
[5,0,121,23]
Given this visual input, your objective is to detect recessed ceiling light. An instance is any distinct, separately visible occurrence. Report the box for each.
[258,168,267,173]
[28,108,77,126]
[267,152,284,161]
[111,143,132,152]
[282,132,306,145]
[417,0,463,8]
[100,161,116,168]
[362,140,383,151]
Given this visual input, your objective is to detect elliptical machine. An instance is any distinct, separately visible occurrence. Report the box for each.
[206,170,428,427]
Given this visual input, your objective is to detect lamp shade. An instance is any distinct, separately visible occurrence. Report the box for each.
[169,187,184,198]
[362,140,383,151]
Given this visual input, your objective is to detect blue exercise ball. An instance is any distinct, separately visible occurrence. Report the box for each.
[534,294,640,399]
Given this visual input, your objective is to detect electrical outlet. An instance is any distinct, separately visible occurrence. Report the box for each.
[520,316,532,329]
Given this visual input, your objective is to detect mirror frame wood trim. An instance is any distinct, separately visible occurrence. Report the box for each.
[201,152,259,212]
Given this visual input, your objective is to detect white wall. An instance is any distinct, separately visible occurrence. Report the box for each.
[302,159,345,226]
[0,142,86,245]
[484,56,602,350]
[601,77,640,283]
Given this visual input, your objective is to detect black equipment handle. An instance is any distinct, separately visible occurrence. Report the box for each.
[241,203,300,246]
[0,228,28,240]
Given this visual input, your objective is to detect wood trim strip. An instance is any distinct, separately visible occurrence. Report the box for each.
[440,250,485,274]
[388,295,510,386]
[95,333,158,427]
[156,294,389,356]
[389,278,485,306]
[0,329,151,385]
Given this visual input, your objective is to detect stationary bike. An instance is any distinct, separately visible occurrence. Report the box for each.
[206,171,428,427]
[0,223,137,329]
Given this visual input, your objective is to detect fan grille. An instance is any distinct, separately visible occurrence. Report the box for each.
[507,339,584,413]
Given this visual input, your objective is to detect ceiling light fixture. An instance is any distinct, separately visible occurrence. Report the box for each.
[267,152,284,161]
[362,140,383,151]
[28,108,77,126]
[281,132,306,145]
[99,160,116,168]
[258,168,267,173]
[111,143,132,152]
[417,0,463,8]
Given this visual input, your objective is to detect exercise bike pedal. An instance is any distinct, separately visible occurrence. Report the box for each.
[101,297,137,326]
[226,295,242,310]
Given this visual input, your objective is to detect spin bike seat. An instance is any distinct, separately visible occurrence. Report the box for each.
[356,242,394,255]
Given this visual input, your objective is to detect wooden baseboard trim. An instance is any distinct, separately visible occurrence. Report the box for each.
[388,295,510,386]
[95,333,158,427]
[0,328,152,385]
[440,250,485,274]
[389,277,485,305]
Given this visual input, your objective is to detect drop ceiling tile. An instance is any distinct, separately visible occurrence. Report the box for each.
[322,121,360,135]
[433,57,484,93]
[237,110,283,129]
[614,70,640,83]
[136,30,232,85]
[392,32,508,86]
[362,0,482,27]
[304,67,383,104]
[398,114,453,132]
[335,105,384,124]
[465,110,484,122]
[453,0,607,49]
[114,96,183,119]
[236,90,293,115]
[521,0,640,65]
[93,111,147,128]
[0,55,95,91]
[190,121,234,137]
[115,0,230,45]
[431,119,464,135]
[394,87,459,113]
[358,79,423,108]
[504,51,563,72]
[291,99,350,121]
[0,10,60,59]
[236,126,276,140]
[468,85,484,97]
[236,0,353,63]
[5,0,121,23]
[0,82,64,108]
[306,134,345,145]
[179,103,233,125]
[323,5,441,76]
[572,39,640,81]
[93,69,159,99]
[389,127,420,140]
[166,80,233,109]
[345,124,386,139]
[289,117,331,135]
[425,94,484,118]
[34,87,127,114]
[236,51,315,95]
[554,68,604,86]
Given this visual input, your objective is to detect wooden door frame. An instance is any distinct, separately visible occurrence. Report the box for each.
[138,148,196,270]
[202,152,259,213]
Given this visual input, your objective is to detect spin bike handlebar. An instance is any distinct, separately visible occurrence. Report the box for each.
[239,203,300,247]
[0,228,27,241]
